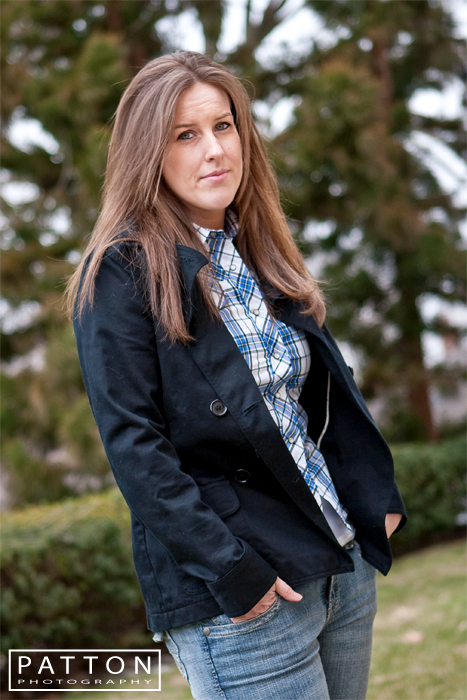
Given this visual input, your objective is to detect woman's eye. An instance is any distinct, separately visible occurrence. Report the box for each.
[215,121,230,131]
[178,131,193,141]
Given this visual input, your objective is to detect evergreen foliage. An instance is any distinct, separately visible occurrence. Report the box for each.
[273,1,465,440]
[1,1,465,505]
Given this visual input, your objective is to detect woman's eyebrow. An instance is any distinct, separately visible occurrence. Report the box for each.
[174,112,232,129]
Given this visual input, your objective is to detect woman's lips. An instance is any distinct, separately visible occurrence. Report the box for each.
[201,170,229,182]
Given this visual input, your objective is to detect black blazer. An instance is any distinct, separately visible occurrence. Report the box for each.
[74,242,406,633]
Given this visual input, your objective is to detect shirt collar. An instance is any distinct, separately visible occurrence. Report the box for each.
[194,208,238,246]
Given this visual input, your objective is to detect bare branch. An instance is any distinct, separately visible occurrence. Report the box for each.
[230,0,291,66]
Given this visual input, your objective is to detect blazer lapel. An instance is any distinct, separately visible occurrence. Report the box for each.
[176,247,336,540]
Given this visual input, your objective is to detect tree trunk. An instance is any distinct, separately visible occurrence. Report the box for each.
[396,269,439,441]
[406,351,439,442]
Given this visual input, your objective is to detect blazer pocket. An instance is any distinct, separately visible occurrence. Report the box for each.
[178,480,242,596]
[199,480,240,519]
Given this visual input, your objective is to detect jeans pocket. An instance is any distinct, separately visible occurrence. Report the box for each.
[208,594,283,636]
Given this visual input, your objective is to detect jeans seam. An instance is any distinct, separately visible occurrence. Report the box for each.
[202,635,228,699]
[325,576,340,623]
[165,630,190,683]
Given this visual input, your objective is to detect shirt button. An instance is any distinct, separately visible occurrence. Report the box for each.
[230,264,236,271]
[203,627,211,636]
[210,399,228,416]
[253,309,260,316]
[273,352,280,359]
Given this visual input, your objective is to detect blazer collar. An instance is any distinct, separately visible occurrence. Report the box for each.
[176,244,209,285]
[176,244,209,325]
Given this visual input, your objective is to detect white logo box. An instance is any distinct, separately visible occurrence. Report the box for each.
[8,649,161,691]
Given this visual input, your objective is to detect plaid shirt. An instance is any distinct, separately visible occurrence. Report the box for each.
[195,211,355,545]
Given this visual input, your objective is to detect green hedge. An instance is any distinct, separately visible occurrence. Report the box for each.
[1,439,465,653]
[391,437,466,553]
[0,489,146,656]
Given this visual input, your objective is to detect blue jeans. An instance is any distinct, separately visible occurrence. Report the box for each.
[163,542,377,699]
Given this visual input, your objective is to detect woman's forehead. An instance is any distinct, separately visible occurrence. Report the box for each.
[174,83,231,123]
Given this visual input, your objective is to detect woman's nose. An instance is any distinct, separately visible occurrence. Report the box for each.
[203,132,223,159]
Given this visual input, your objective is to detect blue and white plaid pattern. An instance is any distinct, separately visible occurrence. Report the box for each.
[195,211,354,540]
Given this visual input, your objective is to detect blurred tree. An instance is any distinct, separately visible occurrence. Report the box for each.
[1,0,170,503]
[0,0,305,504]
[1,1,465,505]
[273,0,466,440]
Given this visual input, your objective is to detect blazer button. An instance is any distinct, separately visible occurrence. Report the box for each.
[235,469,251,484]
[210,399,227,416]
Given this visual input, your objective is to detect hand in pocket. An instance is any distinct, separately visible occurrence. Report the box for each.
[230,576,302,623]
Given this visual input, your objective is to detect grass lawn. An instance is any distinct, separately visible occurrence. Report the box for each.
[368,539,466,700]
[64,540,465,700]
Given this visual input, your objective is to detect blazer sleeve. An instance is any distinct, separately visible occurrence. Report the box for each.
[73,246,277,618]
[387,481,407,532]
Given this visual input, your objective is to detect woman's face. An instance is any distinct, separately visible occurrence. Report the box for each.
[162,82,243,230]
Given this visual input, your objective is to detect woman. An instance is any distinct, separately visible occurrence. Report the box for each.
[68,51,406,700]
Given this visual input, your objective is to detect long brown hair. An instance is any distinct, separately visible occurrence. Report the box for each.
[66,51,325,342]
